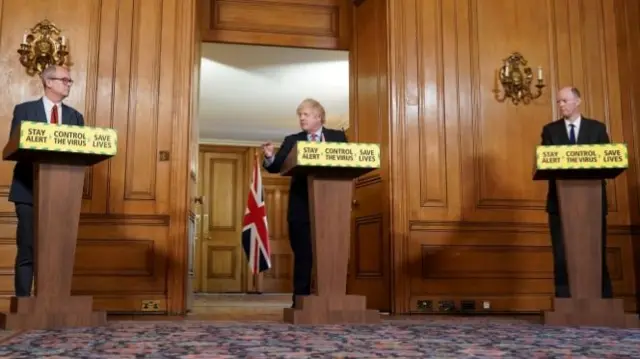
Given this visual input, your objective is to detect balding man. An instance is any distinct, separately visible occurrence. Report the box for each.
[540,86,612,299]
[262,98,347,308]
[8,65,85,297]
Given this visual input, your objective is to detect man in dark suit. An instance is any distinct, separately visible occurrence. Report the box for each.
[540,86,612,299]
[8,65,85,297]
[261,98,348,307]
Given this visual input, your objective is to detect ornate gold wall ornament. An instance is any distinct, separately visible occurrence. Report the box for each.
[17,19,70,76]
[493,52,545,105]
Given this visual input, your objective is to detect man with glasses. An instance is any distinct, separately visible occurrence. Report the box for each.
[8,64,85,297]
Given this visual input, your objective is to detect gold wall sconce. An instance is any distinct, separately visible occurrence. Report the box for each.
[493,52,545,105]
[17,19,70,76]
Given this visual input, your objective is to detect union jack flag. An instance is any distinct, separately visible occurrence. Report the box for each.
[242,155,272,274]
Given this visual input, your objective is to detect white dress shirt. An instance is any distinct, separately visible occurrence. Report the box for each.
[564,116,581,141]
[42,96,63,124]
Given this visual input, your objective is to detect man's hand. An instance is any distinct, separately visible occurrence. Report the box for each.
[262,142,274,158]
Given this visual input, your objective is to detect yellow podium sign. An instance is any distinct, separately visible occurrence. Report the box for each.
[19,121,117,156]
[536,143,628,170]
[296,141,380,168]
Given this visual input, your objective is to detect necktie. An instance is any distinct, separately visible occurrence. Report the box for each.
[51,104,59,125]
[569,124,576,144]
[311,134,317,142]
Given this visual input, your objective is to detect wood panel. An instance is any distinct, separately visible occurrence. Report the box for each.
[387,0,638,314]
[614,0,640,312]
[347,0,391,312]
[199,0,352,50]
[0,0,197,314]
[408,223,635,312]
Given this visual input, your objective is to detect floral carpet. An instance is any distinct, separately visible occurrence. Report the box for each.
[0,318,638,358]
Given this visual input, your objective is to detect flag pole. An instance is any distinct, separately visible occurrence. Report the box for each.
[249,150,261,294]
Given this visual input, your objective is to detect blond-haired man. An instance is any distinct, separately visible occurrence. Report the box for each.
[262,98,347,307]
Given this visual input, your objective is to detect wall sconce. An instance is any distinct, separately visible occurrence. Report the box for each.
[17,19,70,76]
[493,52,545,105]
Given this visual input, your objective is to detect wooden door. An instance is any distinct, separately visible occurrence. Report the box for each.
[196,146,248,293]
[346,0,392,312]
[254,149,293,292]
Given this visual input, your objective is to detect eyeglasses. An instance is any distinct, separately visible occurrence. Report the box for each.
[50,77,74,85]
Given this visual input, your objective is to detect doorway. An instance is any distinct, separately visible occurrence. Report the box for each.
[193,43,349,295]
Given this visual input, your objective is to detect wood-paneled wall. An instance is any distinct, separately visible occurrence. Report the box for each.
[199,0,352,50]
[385,0,639,313]
[0,0,197,314]
[615,0,640,308]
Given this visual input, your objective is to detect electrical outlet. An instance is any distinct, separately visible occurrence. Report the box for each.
[417,300,433,311]
[438,300,455,312]
[482,301,491,310]
[141,300,161,312]
[461,300,476,312]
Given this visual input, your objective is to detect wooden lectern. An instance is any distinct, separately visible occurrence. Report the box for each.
[533,144,638,328]
[280,142,380,325]
[0,121,116,330]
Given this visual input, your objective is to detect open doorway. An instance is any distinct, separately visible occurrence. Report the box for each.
[190,43,349,306]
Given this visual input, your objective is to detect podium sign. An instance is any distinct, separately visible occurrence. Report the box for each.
[282,142,380,178]
[16,121,117,155]
[536,143,627,169]
[1,121,118,330]
[534,144,628,181]
[295,141,380,168]
[533,143,637,328]
[4,121,118,166]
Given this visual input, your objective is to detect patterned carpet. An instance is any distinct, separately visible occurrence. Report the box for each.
[0,318,639,358]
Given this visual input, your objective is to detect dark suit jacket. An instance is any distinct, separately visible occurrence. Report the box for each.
[8,98,85,204]
[264,127,348,222]
[540,117,609,214]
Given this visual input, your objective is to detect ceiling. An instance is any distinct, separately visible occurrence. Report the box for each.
[198,43,350,144]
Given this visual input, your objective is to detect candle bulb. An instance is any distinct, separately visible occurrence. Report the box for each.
[22,33,27,44]
[495,68,500,89]
[537,66,543,81]
[60,36,66,45]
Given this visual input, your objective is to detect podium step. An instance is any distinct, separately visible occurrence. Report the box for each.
[0,311,106,330]
[544,298,639,328]
[0,295,106,330]
[283,294,380,325]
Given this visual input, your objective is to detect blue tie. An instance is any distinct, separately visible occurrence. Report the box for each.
[569,124,576,144]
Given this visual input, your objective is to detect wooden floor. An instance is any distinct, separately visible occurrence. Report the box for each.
[109,293,542,324]
[187,293,290,321]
